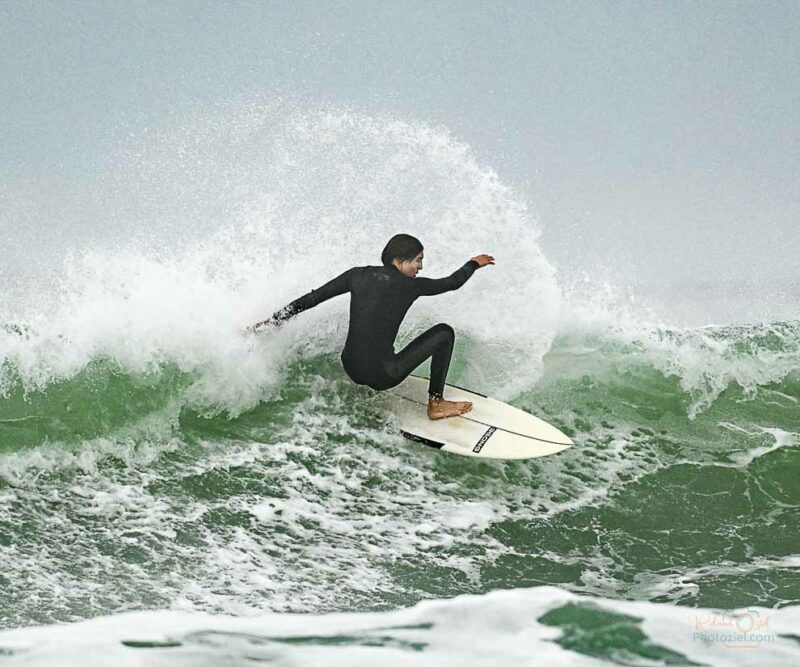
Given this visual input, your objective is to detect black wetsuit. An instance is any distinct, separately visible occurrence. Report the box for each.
[269,260,479,396]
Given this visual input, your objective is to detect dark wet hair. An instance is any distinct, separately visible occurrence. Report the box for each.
[381,234,424,267]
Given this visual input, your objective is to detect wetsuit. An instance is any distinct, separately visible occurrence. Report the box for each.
[268,260,479,397]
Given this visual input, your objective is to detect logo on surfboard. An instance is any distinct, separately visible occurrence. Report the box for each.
[473,426,497,453]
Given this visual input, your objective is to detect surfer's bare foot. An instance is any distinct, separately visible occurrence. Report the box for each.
[427,397,472,420]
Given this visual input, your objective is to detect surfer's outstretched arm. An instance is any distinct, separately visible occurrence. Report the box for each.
[413,255,494,297]
[249,268,354,332]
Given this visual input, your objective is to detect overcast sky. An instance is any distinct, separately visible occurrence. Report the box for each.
[2,1,798,289]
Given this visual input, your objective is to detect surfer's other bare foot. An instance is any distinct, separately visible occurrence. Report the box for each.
[427,397,472,420]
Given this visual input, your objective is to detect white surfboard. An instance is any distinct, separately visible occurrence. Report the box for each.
[384,375,573,460]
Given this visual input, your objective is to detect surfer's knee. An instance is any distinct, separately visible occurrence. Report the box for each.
[434,323,454,340]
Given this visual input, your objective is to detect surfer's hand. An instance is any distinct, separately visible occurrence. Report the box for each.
[245,317,282,335]
[470,254,495,268]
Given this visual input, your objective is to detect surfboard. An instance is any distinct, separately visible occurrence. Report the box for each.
[384,375,573,460]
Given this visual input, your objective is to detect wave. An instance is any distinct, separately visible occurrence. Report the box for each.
[0,586,798,666]
[2,103,797,650]
[3,103,797,446]
[1,318,799,454]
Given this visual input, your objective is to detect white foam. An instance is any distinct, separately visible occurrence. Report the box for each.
[630,555,800,605]
[1,103,560,412]
[716,423,799,467]
[0,586,798,667]
[556,281,800,417]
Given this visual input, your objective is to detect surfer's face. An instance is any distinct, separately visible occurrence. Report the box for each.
[393,252,424,278]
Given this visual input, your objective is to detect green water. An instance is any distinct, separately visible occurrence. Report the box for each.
[0,325,798,632]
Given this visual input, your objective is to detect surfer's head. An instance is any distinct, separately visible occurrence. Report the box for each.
[382,234,424,277]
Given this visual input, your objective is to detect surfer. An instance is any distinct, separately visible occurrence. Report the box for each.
[249,234,494,419]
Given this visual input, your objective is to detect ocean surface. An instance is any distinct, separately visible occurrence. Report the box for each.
[1,107,798,665]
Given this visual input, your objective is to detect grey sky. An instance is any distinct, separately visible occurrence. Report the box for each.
[2,1,798,290]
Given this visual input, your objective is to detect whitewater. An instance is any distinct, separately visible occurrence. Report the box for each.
[1,104,798,665]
